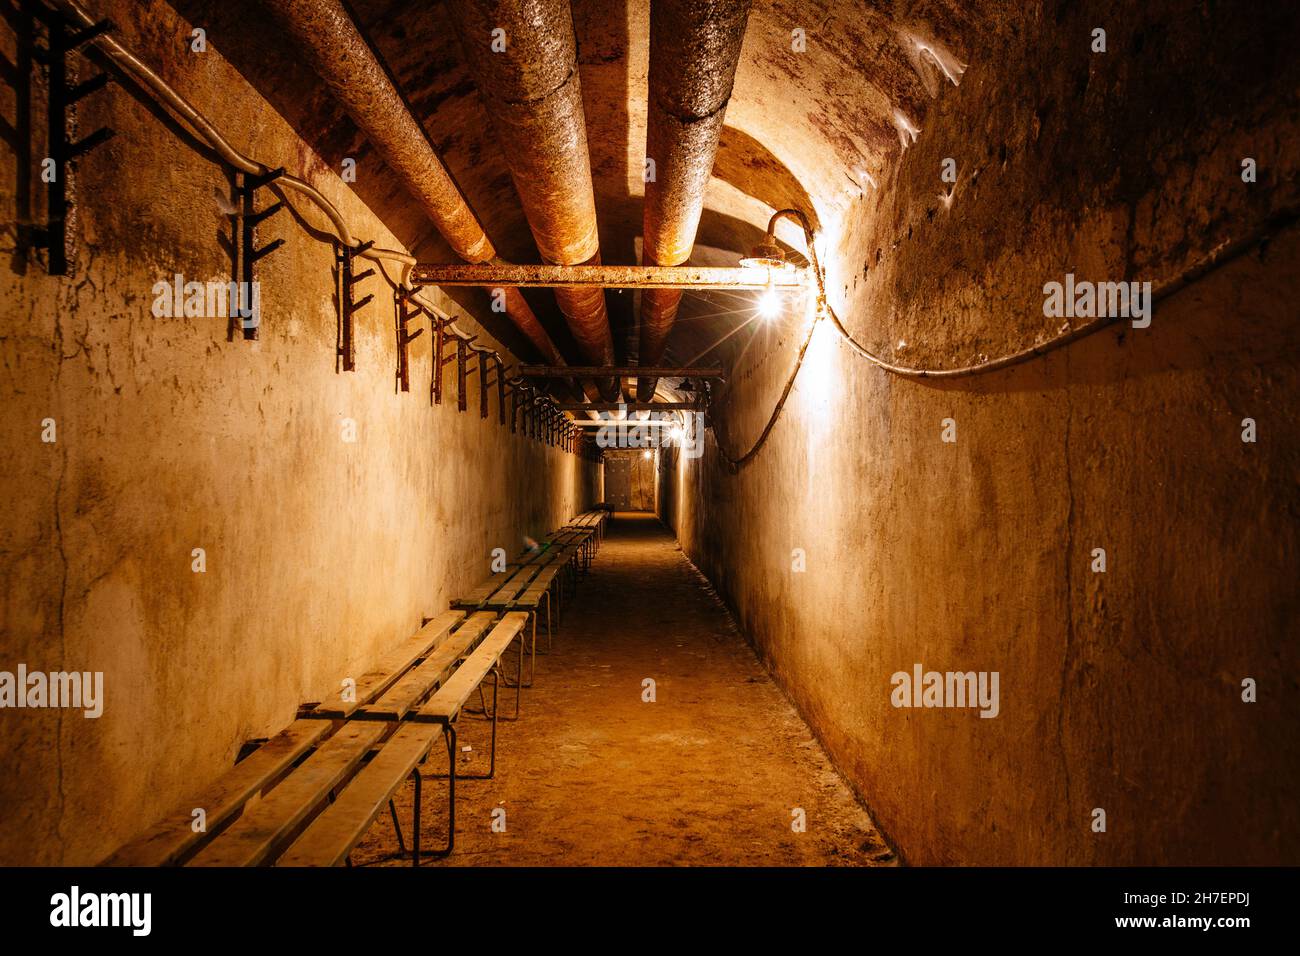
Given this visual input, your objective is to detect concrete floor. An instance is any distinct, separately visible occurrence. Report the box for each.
[352,513,895,867]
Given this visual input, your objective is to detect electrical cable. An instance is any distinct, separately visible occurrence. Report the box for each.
[51,0,1294,468]
[52,0,512,367]
[713,205,1298,470]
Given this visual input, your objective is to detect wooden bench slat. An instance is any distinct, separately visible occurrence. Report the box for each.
[101,719,331,867]
[453,560,548,610]
[357,612,496,720]
[470,587,549,611]
[276,723,442,867]
[309,611,466,718]
[464,566,525,602]
[491,558,565,610]
[188,722,387,867]
[453,548,550,608]
[418,612,529,723]
[480,568,537,604]
[531,564,563,586]
[451,533,577,613]
[512,581,552,606]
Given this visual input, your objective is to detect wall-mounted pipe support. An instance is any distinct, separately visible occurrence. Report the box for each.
[395,286,425,391]
[18,3,116,276]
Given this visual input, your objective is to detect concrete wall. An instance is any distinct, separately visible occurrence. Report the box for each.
[0,0,597,865]
[665,2,1300,864]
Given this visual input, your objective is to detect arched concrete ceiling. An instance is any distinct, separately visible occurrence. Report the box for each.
[177,0,994,375]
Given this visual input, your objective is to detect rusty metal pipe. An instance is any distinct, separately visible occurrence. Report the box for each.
[637,0,752,401]
[447,0,617,399]
[262,0,565,366]
[520,364,724,378]
[410,261,803,289]
[554,402,700,412]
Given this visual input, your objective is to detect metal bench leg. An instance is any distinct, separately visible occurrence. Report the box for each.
[389,799,408,857]
[517,610,537,689]
[543,589,554,652]
[494,630,526,718]
[536,584,557,655]
[530,609,538,683]
[509,613,535,686]
[501,610,536,692]
[420,724,456,860]
[442,724,455,857]
[511,630,524,720]
[411,768,423,867]
[558,575,565,625]
[487,669,500,777]
[451,670,502,775]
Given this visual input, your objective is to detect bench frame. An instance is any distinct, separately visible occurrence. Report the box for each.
[389,665,501,865]
[103,511,606,868]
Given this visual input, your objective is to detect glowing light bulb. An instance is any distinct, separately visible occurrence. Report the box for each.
[758,287,781,319]
[642,450,653,460]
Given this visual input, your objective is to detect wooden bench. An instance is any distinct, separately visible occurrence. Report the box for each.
[566,522,600,574]
[557,515,604,573]
[103,514,603,868]
[278,612,528,866]
[103,610,525,867]
[354,613,496,721]
[303,610,467,719]
[450,540,578,696]
[100,718,332,866]
[569,508,609,553]
[276,722,445,867]
[406,610,528,860]
[447,519,603,688]
[188,720,389,867]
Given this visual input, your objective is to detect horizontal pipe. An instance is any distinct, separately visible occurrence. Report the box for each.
[571,419,677,427]
[553,402,701,412]
[410,263,803,290]
[519,365,724,378]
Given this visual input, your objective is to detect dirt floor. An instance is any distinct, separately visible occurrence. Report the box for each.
[352,513,896,867]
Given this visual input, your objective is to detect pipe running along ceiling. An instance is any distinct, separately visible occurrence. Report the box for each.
[250,0,982,404]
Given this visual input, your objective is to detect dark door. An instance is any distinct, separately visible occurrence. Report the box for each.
[605,456,631,510]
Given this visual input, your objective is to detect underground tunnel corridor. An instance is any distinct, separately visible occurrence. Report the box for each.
[351,513,894,867]
[1,0,1298,939]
